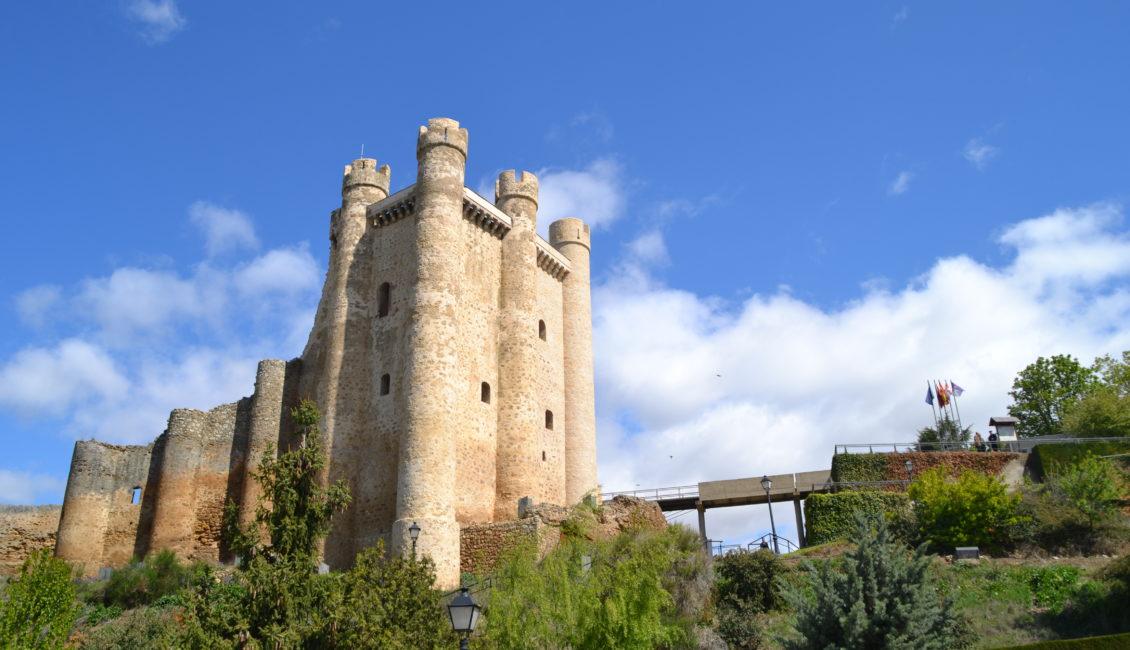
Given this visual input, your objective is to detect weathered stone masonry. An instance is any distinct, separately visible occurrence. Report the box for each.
[50,118,598,587]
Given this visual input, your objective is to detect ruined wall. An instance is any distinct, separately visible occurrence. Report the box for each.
[1,505,62,577]
[56,441,151,575]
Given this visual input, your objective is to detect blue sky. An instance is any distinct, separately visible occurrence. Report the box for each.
[3,2,1130,546]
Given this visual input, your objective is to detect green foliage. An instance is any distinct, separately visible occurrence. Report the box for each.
[0,550,79,649]
[225,398,351,564]
[80,606,181,650]
[102,549,194,609]
[994,633,1130,650]
[483,526,708,649]
[1028,565,1083,611]
[917,417,972,450]
[780,512,967,650]
[714,549,790,650]
[1008,354,1099,437]
[830,453,888,482]
[311,541,451,649]
[1030,440,1130,480]
[1052,454,1127,531]
[907,466,1025,550]
[715,549,790,615]
[804,491,910,545]
[1062,387,1130,438]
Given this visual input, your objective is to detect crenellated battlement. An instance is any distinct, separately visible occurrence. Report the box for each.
[495,170,539,208]
[416,117,468,160]
[342,158,391,196]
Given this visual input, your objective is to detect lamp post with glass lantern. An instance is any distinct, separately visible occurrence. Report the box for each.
[447,587,481,650]
[409,521,420,558]
[904,460,913,485]
[761,475,779,554]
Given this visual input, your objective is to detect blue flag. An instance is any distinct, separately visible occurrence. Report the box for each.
[951,382,965,397]
[925,385,935,405]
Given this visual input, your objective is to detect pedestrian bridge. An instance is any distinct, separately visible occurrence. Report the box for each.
[601,469,831,547]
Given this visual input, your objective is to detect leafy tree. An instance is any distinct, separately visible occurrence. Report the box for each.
[780,512,967,650]
[715,549,789,650]
[312,541,451,649]
[1053,454,1127,532]
[916,416,972,451]
[1062,351,1130,437]
[907,466,1025,550]
[0,549,79,649]
[184,398,352,646]
[483,526,706,649]
[1007,354,1099,437]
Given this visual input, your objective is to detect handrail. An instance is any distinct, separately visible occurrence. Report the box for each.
[748,533,799,555]
[807,479,911,493]
[835,436,1130,455]
[601,484,699,502]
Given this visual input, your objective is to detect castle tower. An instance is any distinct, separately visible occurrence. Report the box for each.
[50,117,598,589]
[494,170,546,518]
[302,158,390,565]
[392,118,469,587]
[550,218,598,504]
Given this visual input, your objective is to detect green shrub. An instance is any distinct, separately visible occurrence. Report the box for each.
[830,453,888,482]
[1028,565,1083,611]
[804,491,910,545]
[1052,455,1127,532]
[80,607,181,650]
[780,512,968,649]
[715,549,790,615]
[908,466,1026,550]
[103,549,193,609]
[1030,441,1130,480]
[0,549,79,649]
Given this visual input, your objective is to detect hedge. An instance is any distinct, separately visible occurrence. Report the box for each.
[831,452,1023,487]
[804,492,910,545]
[993,632,1130,650]
[1030,441,1130,480]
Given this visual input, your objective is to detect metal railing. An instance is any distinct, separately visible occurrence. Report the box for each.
[601,484,699,502]
[835,436,1130,455]
[748,533,799,555]
[806,479,911,493]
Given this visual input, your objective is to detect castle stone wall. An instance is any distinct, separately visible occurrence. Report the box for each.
[1,505,62,576]
[536,254,567,504]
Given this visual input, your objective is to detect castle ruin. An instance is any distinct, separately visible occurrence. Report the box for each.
[52,118,597,587]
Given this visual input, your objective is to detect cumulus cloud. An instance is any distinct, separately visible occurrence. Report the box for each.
[888,170,914,195]
[0,339,128,416]
[964,137,1000,170]
[536,159,626,237]
[124,0,187,44]
[0,201,322,446]
[0,471,66,505]
[190,201,259,256]
[593,202,1130,545]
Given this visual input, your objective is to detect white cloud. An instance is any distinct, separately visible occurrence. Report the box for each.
[0,471,66,505]
[893,6,909,24]
[536,159,626,238]
[888,170,914,195]
[0,201,322,446]
[125,0,187,44]
[593,202,1130,545]
[0,339,129,416]
[234,246,320,297]
[15,285,61,330]
[964,137,1000,170]
[190,201,259,256]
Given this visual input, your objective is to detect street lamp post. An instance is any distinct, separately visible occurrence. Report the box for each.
[447,587,481,650]
[409,521,421,558]
[760,475,779,554]
[904,460,913,485]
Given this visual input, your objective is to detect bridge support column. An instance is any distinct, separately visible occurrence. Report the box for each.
[696,501,706,545]
[793,497,806,548]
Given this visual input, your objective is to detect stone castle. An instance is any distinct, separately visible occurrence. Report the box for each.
[51,118,597,587]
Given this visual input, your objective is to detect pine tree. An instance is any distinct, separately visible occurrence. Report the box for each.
[781,512,968,650]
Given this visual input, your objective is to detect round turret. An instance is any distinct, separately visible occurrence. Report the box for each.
[549,218,591,251]
[495,170,539,209]
[416,117,469,160]
[342,158,391,203]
